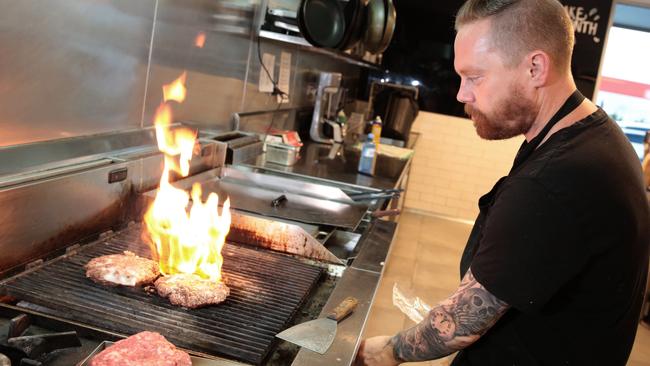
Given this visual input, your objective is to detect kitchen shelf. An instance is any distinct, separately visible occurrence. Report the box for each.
[259,30,382,70]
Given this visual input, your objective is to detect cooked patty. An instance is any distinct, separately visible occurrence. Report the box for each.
[155,273,230,308]
[90,331,191,366]
[85,251,160,287]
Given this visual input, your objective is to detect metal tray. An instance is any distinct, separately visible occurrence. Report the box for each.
[265,142,300,166]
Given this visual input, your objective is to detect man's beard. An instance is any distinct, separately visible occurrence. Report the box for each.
[465,87,538,140]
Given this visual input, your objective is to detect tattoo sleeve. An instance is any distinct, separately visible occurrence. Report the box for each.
[390,268,509,362]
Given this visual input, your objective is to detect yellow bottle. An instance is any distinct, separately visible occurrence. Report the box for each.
[371,116,382,145]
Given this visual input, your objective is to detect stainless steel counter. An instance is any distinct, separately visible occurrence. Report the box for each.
[244,141,414,191]
[292,220,397,366]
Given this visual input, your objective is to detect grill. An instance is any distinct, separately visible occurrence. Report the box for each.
[0,224,323,365]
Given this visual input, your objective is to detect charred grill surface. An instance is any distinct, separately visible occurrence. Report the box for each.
[0,224,323,365]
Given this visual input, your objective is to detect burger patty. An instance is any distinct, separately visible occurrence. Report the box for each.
[155,273,230,308]
[90,331,191,366]
[85,251,160,287]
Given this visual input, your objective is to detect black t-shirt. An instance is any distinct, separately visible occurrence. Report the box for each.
[455,109,650,366]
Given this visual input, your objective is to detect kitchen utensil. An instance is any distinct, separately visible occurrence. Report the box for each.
[211,132,263,164]
[271,194,288,207]
[276,296,358,354]
[266,7,301,34]
[297,1,320,46]
[338,0,366,51]
[267,8,298,19]
[369,82,419,146]
[348,188,403,196]
[190,169,367,230]
[298,0,346,48]
[325,119,346,159]
[265,142,300,166]
[376,0,396,53]
[352,193,398,201]
[371,208,401,218]
[274,20,301,33]
[364,0,386,53]
[383,91,419,145]
[309,72,343,143]
[348,188,403,202]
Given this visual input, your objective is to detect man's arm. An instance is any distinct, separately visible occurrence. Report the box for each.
[390,268,509,362]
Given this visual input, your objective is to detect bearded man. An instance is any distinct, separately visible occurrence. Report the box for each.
[355,0,650,365]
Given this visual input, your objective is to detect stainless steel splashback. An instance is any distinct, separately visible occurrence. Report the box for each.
[0,0,362,148]
[0,128,157,178]
[142,0,361,132]
[242,43,361,112]
[0,0,156,147]
[141,0,254,130]
[0,128,227,278]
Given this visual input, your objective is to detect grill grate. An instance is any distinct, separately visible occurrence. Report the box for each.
[0,224,323,365]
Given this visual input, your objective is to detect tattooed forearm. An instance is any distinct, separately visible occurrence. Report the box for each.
[390,269,509,362]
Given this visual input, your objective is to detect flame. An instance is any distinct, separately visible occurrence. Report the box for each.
[144,73,231,282]
[153,104,196,176]
[194,32,206,48]
[162,72,187,103]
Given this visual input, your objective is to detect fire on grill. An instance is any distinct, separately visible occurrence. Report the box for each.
[145,71,232,296]
[87,70,234,307]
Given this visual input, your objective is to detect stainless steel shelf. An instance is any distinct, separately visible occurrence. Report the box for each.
[259,30,381,70]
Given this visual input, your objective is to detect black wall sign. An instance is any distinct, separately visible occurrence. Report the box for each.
[561,0,614,99]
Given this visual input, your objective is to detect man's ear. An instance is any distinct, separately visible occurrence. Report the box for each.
[526,51,551,88]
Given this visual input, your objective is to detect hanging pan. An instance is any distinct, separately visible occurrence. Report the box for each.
[376,0,396,54]
[338,0,366,51]
[363,0,386,54]
[298,0,346,48]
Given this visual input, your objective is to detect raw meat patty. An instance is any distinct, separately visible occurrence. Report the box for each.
[155,273,230,308]
[85,251,160,287]
[90,331,191,366]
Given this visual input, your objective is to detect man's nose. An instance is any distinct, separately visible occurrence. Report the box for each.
[456,83,474,104]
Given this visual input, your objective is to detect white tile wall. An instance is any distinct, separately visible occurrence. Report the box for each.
[405,112,523,220]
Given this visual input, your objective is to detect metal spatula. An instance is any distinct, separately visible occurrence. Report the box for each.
[276,296,358,354]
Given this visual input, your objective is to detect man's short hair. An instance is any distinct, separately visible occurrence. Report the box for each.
[455,0,574,72]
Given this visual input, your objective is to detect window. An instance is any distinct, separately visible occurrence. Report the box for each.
[596,4,650,159]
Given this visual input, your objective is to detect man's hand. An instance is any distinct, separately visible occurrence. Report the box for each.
[355,336,400,366]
